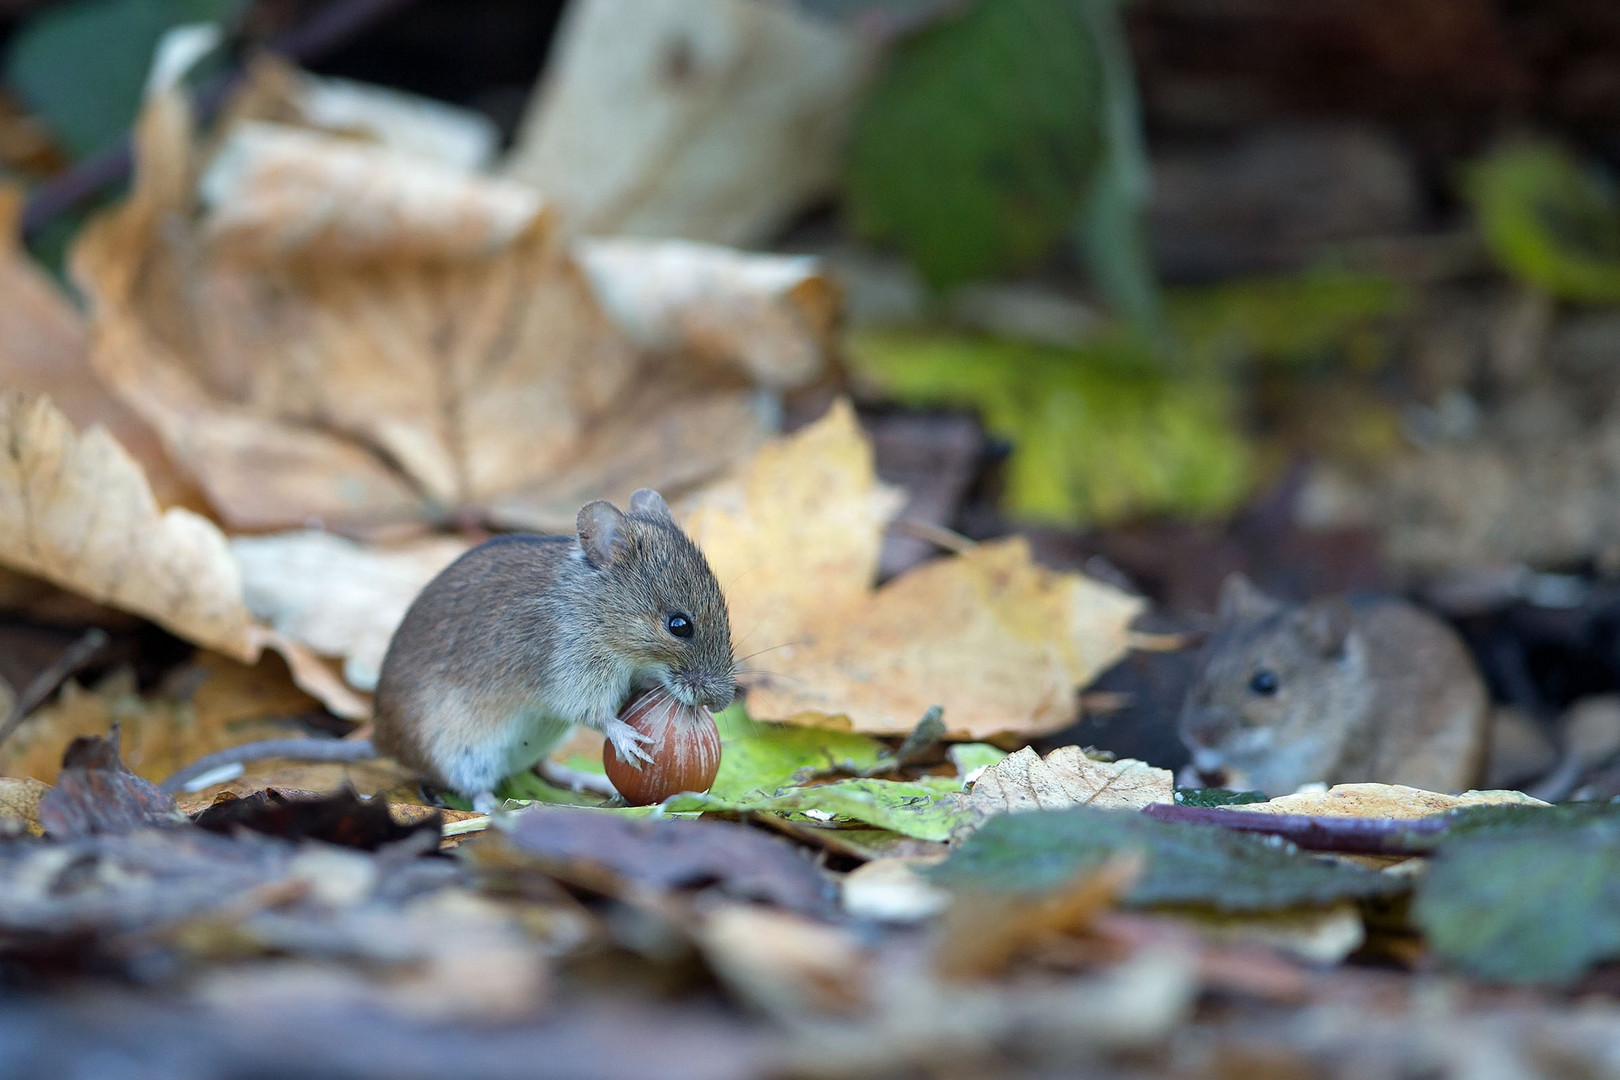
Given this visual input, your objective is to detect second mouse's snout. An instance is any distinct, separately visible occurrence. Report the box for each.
[1179,704,1236,749]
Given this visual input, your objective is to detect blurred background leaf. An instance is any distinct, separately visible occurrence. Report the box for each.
[850,327,1252,525]
[1467,142,1620,304]
[3,0,239,160]
[1072,0,1158,328]
[846,0,1106,293]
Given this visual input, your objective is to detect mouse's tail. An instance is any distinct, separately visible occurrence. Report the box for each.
[160,737,377,794]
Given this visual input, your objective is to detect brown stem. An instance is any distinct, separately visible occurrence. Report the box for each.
[0,627,108,753]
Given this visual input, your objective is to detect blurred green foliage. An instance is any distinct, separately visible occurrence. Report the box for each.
[1169,270,1406,370]
[1414,814,1620,984]
[847,0,1107,292]
[3,0,238,160]
[850,327,1251,525]
[933,806,1403,910]
[849,270,1402,526]
[1467,142,1620,303]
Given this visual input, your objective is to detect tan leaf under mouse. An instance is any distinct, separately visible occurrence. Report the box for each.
[1178,573,1488,796]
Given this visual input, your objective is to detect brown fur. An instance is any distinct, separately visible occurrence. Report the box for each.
[372,490,734,805]
[1178,574,1488,795]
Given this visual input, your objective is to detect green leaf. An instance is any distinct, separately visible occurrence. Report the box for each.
[667,778,972,841]
[948,742,1008,779]
[1174,787,1267,807]
[1466,142,1620,303]
[709,715,888,800]
[848,328,1251,525]
[847,0,1104,289]
[932,806,1404,911]
[4,0,238,160]
[1414,818,1620,984]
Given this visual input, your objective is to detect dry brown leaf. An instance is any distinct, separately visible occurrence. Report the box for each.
[0,190,201,512]
[936,856,1140,979]
[576,239,839,389]
[0,776,48,835]
[256,629,373,721]
[1230,783,1549,819]
[0,391,256,660]
[684,398,904,661]
[968,746,1174,817]
[683,402,1144,736]
[1157,902,1366,965]
[72,72,833,534]
[220,57,499,173]
[696,903,870,1018]
[0,653,318,785]
[173,756,418,810]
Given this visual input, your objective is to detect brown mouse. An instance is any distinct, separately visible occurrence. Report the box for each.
[1178,573,1488,796]
[162,490,737,812]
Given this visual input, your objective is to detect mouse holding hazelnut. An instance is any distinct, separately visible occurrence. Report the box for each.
[1177,573,1488,796]
[162,490,737,812]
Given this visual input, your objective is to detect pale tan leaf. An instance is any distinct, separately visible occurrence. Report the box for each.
[968,746,1174,816]
[683,399,904,662]
[233,531,470,692]
[484,382,770,533]
[0,392,256,660]
[1160,902,1366,965]
[223,58,499,172]
[504,0,878,246]
[1231,783,1549,819]
[683,401,1144,737]
[200,122,543,261]
[576,238,838,389]
[0,776,48,835]
[840,855,948,924]
[0,188,200,511]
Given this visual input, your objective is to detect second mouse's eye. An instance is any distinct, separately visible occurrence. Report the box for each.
[1249,669,1280,696]
[665,613,694,639]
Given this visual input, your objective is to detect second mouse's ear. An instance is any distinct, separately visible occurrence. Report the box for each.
[629,488,673,521]
[1216,573,1283,623]
[578,500,628,568]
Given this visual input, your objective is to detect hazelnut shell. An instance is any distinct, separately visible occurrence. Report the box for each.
[603,686,722,805]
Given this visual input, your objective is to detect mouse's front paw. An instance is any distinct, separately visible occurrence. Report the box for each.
[599,716,655,768]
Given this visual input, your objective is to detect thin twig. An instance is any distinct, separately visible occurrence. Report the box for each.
[0,627,107,753]
[20,0,425,239]
[888,518,976,554]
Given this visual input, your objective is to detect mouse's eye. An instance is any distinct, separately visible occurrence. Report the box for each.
[1248,669,1280,696]
[665,613,694,639]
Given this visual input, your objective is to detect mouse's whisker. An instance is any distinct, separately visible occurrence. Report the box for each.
[734,667,805,686]
[734,640,806,667]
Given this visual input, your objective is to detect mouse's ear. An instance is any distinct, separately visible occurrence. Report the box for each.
[577,500,628,568]
[1299,598,1354,659]
[629,488,673,521]
[1217,573,1283,623]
